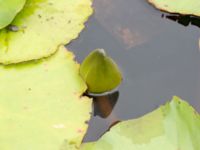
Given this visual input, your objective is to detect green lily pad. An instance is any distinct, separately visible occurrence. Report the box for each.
[80,49,122,94]
[0,0,26,29]
[81,96,200,150]
[148,0,200,16]
[0,46,92,150]
[0,0,93,64]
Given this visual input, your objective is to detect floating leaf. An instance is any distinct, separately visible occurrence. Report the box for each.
[0,0,26,29]
[0,46,92,150]
[81,96,200,150]
[0,0,93,64]
[80,49,122,94]
[148,0,200,16]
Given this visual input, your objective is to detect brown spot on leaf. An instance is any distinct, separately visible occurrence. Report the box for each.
[77,129,84,133]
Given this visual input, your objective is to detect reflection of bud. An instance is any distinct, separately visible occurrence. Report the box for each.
[80,49,122,94]
[93,91,119,118]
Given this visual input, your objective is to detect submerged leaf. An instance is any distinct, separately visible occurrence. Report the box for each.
[0,0,93,64]
[0,46,92,150]
[80,49,122,94]
[0,0,26,29]
[81,96,200,150]
[148,0,200,16]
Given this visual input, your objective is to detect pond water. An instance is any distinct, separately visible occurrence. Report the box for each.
[68,0,200,142]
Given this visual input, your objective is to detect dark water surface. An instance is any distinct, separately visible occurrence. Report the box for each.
[67,0,200,142]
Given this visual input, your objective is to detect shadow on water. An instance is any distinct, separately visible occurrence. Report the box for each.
[68,0,200,142]
[164,14,200,28]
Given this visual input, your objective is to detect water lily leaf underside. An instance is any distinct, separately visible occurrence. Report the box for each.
[0,0,93,64]
[0,46,92,150]
[81,96,200,150]
[148,0,200,16]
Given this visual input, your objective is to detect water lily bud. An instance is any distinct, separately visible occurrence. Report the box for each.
[80,49,122,94]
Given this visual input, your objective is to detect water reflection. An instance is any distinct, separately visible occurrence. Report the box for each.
[83,91,120,142]
[93,91,119,118]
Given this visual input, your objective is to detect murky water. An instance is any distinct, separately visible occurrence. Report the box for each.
[68,0,200,142]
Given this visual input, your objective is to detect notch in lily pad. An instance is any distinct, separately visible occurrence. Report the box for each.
[80,49,122,94]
